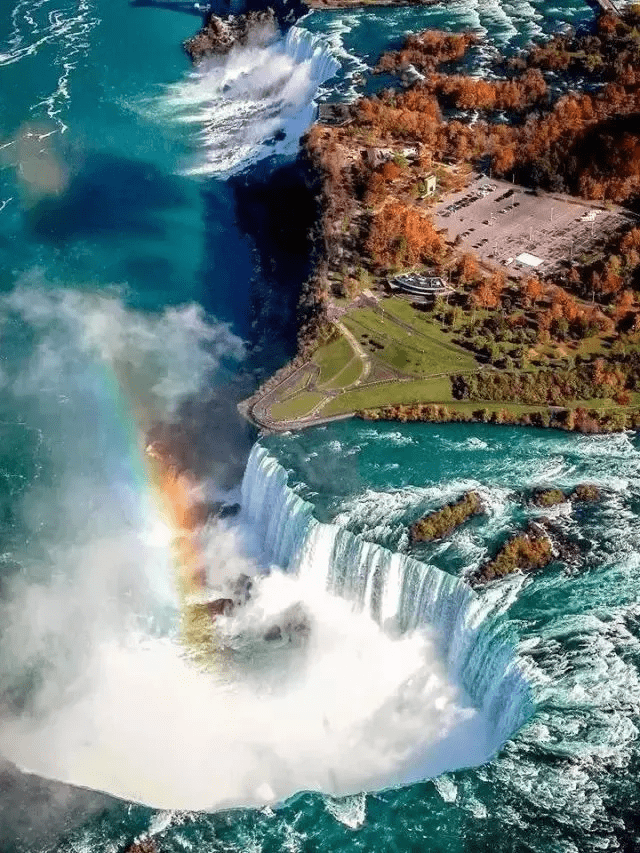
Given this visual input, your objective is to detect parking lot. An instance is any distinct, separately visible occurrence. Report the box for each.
[434,175,637,277]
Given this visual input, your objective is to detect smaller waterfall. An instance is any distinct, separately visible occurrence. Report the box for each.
[153,25,340,176]
[241,444,533,749]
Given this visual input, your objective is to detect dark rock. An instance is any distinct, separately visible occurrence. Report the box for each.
[281,602,311,641]
[123,841,157,853]
[263,602,311,644]
[571,483,601,503]
[230,573,253,606]
[531,488,568,508]
[219,502,241,519]
[184,9,278,63]
[207,598,234,618]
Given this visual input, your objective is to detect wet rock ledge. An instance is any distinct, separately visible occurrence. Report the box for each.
[184,9,277,62]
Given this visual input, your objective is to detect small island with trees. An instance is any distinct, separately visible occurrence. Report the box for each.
[242,5,640,435]
[410,490,483,542]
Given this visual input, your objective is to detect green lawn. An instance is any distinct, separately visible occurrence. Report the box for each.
[324,357,363,390]
[313,335,355,385]
[322,376,454,416]
[269,391,326,421]
[343,304,476,378]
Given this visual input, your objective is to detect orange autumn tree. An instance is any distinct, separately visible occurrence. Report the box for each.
[523,276,543,305]
[366,202,444,268]
[473,271,504,309]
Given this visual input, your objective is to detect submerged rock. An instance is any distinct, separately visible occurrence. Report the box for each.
[230,573,253,607]
[264,624,282,641]
[263,602,311,643]
[184,9,278,62]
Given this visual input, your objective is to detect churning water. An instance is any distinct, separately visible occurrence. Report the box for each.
[2,0,640,851]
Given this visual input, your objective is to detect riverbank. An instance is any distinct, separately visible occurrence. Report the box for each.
[241,7,640,434]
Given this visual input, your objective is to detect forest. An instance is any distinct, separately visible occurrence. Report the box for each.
[290,6,640,431]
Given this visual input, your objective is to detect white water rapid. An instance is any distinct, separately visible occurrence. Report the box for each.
[242,444,533,750]
[0,435,531,812]
[154,26,339,176]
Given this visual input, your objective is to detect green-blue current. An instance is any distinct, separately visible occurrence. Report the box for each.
[2,0,639,851]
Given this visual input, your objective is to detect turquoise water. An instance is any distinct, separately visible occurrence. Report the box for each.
[3,0,640,851]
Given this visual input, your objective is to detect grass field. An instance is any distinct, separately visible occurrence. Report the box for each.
[313,335,355,385]
[261,299,482,425]
[324,357,363,390]
[342,303,477,378]
[322,377,453,416]
[269,391,326,421]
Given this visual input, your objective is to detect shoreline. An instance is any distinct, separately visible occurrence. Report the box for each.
[240,7,640,436]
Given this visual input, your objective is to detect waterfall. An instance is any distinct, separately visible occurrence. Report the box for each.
[283,26,341,84]
[241,444,533,748]
[154,25,339,176]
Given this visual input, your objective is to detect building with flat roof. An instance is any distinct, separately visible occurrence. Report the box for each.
[515,252,544,269]
[423,174,437,196]
[388,273,452,300]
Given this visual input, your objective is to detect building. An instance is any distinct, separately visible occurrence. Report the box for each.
[514,252,544,270]
[423,173,437,196]
[388,273,452,300]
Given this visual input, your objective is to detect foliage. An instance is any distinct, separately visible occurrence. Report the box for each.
[474,524,553,584]
[532,488,567,507]
[410,491,483,542]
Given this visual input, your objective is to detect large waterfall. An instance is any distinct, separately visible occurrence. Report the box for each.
[242,444,533,750]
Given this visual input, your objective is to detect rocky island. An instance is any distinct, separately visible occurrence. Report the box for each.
[472,522,554,585]
[243,6,640,435]
[410,490,483,542]
[184,8,278,61]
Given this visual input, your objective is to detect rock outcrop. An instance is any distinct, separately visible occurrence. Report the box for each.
[410,491,483,542]
[123,840,157,853]
[473,521,554,585]
[264,602,311,643]
[531,488,567,508]
[571,483,601,503]
[184,9,278,62]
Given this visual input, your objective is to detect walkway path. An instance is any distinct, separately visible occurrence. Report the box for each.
[334,320,371,382]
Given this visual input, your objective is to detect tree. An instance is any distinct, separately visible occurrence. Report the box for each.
[523,276,543,306]
[366,202,443,269]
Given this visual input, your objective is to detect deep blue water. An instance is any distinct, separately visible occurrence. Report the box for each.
[2,0,639,851]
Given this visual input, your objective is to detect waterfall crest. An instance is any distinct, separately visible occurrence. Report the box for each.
[153,25,339,176]
[242,444,533,749]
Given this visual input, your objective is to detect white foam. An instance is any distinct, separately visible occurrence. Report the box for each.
[0,569,489,811]
[151,26,339,177]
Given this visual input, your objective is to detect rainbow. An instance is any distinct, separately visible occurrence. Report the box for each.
[105,358,222,668]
